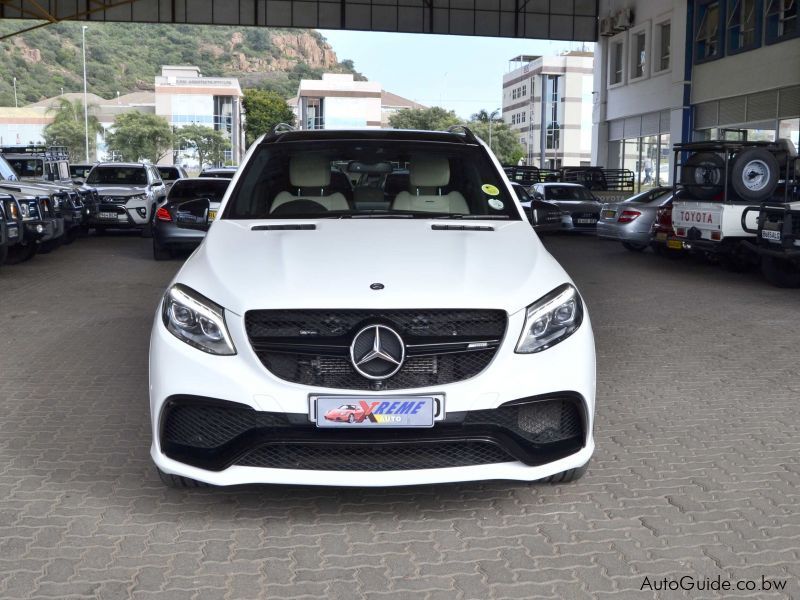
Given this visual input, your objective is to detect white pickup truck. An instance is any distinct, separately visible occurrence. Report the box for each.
[671,139,798,268]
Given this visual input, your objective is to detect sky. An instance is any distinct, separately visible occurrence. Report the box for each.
[318,30,591,120]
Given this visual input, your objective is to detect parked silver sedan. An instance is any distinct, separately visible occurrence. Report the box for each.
[596,186,672,251]
[530,182,603,231]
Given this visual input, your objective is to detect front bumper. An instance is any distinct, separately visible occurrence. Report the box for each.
[150,303,596,486]
[93,198,150,228]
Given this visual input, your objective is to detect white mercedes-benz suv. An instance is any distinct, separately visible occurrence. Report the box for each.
[149,127,596,488]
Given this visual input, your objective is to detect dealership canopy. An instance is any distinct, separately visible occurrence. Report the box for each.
[0,0,597,40]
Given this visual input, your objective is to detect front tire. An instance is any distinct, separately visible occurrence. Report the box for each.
[5,243,38,264]
[622,241,647,252]
[0,244,7,267]
[152,239,172,261]
[157,467,209,489]
[760,256,800,288]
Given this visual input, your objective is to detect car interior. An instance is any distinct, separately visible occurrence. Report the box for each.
[226,143,518,219]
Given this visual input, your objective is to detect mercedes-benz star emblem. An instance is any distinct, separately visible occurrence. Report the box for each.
[349,325,405,380]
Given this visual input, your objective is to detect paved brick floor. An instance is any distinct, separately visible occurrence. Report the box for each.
[0,233,798,599]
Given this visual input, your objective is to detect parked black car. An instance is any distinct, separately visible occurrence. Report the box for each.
[152,177,230,260]
[511,183,565,233]
[199,166,237,179]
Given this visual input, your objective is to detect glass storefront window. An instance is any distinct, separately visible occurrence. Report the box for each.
[778,118,800,149]
[617,133,672,192]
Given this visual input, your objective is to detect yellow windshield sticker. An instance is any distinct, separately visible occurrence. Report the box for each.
[481,184,500,196]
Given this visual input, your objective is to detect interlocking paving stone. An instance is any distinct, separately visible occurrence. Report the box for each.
[1,232,799,598]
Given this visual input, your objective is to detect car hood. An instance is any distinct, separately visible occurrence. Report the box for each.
[93,185,147,196]
[548,199,602,212]
[175,219,571,316]
[0,181,57,199]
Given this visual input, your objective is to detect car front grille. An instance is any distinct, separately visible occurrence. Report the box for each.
[245,309,507,391]
[100,196,129,204]
[160,396,586,472]
[237,442,514,471]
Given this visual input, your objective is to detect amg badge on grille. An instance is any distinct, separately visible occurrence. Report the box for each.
[349,325,405,380]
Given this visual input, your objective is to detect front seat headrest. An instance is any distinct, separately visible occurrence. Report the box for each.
[290,156,331,188]
[409,155,450,189]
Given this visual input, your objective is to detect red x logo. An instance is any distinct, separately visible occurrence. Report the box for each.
[359,401,380,423]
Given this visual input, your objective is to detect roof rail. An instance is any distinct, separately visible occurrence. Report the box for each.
[446,125,478,143]
[0,144,70,160]
[272,123,296,134]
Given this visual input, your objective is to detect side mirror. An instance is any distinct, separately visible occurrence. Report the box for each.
[72,179,84,185]
[175,198,212,232]
[533,193,544,201]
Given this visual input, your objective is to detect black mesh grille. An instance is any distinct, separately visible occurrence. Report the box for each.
[236,442,514,471]
[160,397,584,472]
[245,309,506,390]
[245,309,507,338]
[163,403,288,449]
[465,400,582,445]
[260,350,496,391]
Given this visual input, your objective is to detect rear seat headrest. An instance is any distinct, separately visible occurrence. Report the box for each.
[290,156,331,188]
[409,155,450,188]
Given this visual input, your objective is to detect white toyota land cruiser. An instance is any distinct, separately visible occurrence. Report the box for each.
[671,139,797,267]
[149,127,596,488]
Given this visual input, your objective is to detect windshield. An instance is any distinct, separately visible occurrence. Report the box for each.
[622,188,671,204]
[6,158,45,178]
[168,179,229,202]
[545,186,596,201]
[87,166,148,185]
[0,156,20,181]
[70,165,92,179]
[224,140,520,220]
[158,167,180,180]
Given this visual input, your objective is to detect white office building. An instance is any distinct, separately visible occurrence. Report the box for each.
[292,73,424,130]
[501,51,594,168]
[592,0,800,192]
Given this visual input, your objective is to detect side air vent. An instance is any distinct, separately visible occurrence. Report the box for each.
[431,224,494,231]
[251,224,317,231]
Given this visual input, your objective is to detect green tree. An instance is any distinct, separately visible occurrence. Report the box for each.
[389,107,460,131]
[42,98,103,162]
[175,123,231,169]
[467,120,525,166]
[106,112,173,163]
[242,89,295,147]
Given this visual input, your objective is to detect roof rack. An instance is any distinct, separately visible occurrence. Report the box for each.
[446,125,479,143]
[0,144,70,160]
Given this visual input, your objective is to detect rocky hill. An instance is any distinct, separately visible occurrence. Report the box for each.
[0,21,362,105]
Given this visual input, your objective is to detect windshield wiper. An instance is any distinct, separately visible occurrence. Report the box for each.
[435,214,511,220]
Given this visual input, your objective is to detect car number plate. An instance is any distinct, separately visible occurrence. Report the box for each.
[655,232,668,241]
[576,218,596,224]
[208,209,217,221]
[99,211,117,219]
[601,210,616,219]
[761,229,781,242]
[312,395,436,428]
[667,239,683,250]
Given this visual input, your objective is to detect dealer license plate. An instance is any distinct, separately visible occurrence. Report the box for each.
[99,211,117,220]
[761,229,781,242]
[312,395,437,428]
[576,218,596,224]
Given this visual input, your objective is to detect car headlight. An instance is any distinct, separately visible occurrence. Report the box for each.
[516,283,583,354]
[161,284,236,355]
